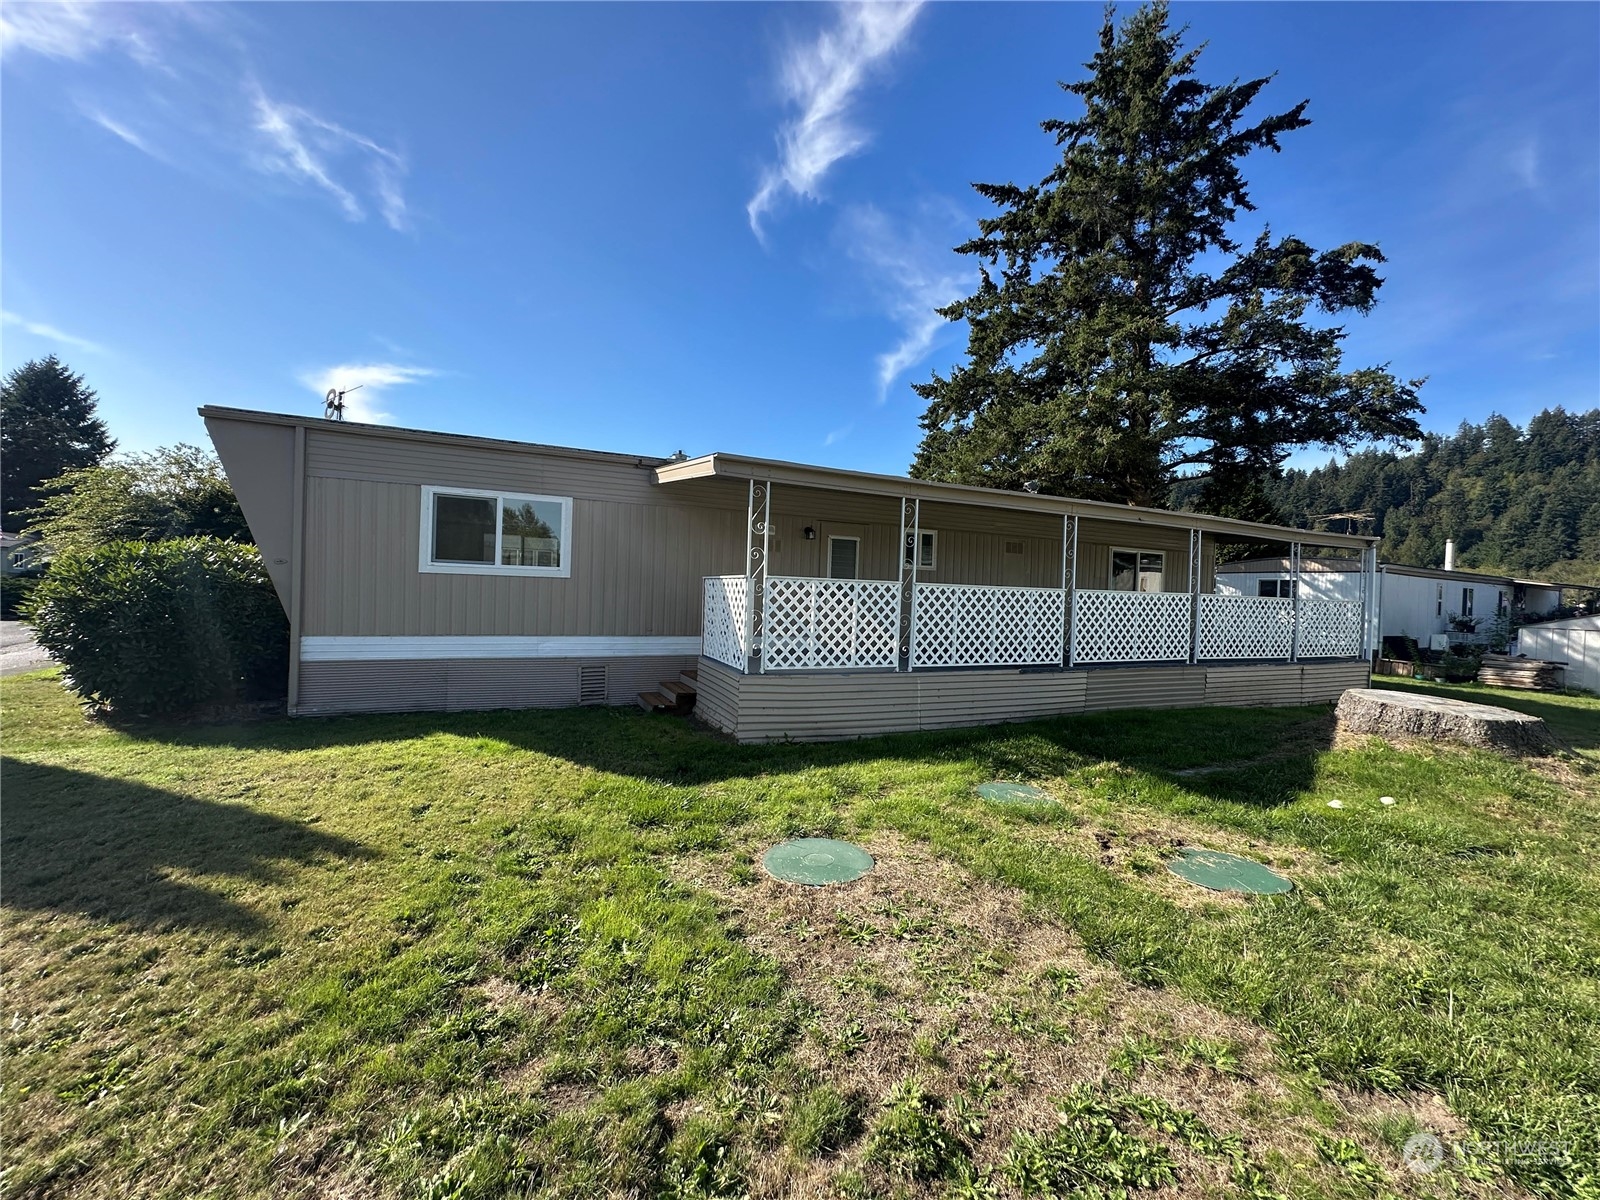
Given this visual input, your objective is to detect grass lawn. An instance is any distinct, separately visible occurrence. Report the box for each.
[3,669,1598,1200]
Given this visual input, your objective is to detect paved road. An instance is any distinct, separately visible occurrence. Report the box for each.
[1,620,54,676]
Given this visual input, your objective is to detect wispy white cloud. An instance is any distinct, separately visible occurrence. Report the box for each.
[838,202,969,401]
[4,4,412,232]
[81,106,155,156]
[1,310,105,355]
[299,362,436,425]
[823,423,854,447]
[250,84,410,229]
[747,2,923,240]
[1509,136,1540,191]
[0,1,160,66]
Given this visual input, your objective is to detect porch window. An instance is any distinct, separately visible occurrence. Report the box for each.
[828,536,860,580]
[420,486,572,577]
[1257,579,1296,598]
[1462,586,1475,617]
[1110,549,1165,592]
[904,530,937,571]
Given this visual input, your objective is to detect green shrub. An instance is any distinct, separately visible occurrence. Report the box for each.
[27,538,287,714]
[1,570,41,619]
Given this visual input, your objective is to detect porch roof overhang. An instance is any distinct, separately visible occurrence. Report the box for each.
[654,452,1377,550]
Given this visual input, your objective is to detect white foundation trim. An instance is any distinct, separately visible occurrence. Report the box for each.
[301,635,702,662]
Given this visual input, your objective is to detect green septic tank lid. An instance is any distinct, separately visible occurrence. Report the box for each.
[762,838,875,886]
[977,781,1052,805]
[1166,847,1293,895]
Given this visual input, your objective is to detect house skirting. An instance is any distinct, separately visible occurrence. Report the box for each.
[694,658,1371,744]
[295,654,698,715]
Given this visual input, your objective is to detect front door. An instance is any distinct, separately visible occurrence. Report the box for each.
[1003,539,1026,586]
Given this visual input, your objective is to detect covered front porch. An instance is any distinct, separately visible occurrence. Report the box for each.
[653,454,1377,742]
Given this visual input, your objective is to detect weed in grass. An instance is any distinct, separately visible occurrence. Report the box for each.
[1312,1132,1391,1194]
[864,1077,968,1182]
[1108,1033,1166,1077]
[1002,1084,1177,1197]
[1180,1034,1246,1077]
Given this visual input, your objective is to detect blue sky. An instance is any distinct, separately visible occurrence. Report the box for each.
[3,2,1596,475]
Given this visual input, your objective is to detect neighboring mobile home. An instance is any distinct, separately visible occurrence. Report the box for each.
[1216,557,1563,648]
[203,407,1376,742]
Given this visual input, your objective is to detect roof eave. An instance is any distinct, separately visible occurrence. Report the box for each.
[654,453,1377,549]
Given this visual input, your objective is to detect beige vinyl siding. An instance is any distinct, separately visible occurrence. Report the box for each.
[297,655,697,714]
[302,476,745,637]
[692,659,742,736]
[202,416,299,608]
[694,659,1088,742]
[698,657,1368,743]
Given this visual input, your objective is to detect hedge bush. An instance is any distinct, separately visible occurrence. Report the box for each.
[27,538,288,715]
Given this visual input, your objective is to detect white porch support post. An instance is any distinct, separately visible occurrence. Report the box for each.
[1065,514,1079,668]
[897,496,920,671]
[1289,541,1303,663]
[1363,544,1379,661]
[744,479,772,674]
[1187,528,1201,664]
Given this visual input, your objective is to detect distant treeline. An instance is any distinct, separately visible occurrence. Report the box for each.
[1266,408,1600,583]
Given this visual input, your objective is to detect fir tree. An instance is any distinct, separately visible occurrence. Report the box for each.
[1,356,114,530]
[910,2,1424,512]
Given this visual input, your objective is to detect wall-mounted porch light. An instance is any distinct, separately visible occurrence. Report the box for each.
[803,526,817,540]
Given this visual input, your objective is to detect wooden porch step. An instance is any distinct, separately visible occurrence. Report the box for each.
[660,680,697,703]
[638,676,698,715]
[681,668,698,682]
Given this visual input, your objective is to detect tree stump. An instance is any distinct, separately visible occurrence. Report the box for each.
[1335,688,1556,755]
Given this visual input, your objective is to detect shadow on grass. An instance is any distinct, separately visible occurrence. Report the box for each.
[104,695,1335,810]
[1,759,374,934]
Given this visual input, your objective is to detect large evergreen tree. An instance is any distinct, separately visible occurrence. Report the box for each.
[1,355,114,530]
[911,2,1425,514]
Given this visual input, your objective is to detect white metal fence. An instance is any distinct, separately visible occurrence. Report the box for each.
[701,575,749,669]
[912,583,1064,669]
[1196,594,1294,660]
[1296,599,1363,658]
[762,576,900,671]
[1072,589,1193,664]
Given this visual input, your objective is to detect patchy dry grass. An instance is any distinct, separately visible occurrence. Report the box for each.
[3,669,1598,1199]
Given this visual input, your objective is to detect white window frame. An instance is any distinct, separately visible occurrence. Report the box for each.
[1462,586,1475,617]
[827,535,861,580]
[1257,578,1296,598]
[1110,547,1166,592]
[904,529,937,571]
[1436,583,1444,617]
[418,485,573,578]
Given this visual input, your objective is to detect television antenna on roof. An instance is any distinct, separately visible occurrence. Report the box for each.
[324,384,363,421]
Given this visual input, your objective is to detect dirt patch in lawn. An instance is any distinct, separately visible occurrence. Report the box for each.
[677,833,1501,1199]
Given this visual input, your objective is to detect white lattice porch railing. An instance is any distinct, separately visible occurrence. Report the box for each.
[762,576,900,671]
[701,575,749,670]
[1196,594,1295,660]
[1296,599,1363,658]
[1072,589,1192,664]
[912,583,1064,668]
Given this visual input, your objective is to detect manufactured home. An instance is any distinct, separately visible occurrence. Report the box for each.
[203,406,1377,742]
[1216,557,1563,647]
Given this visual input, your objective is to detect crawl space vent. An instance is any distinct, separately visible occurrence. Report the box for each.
[578,665,608,706]
[1005,540,1025,555]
